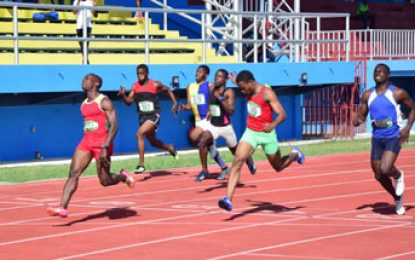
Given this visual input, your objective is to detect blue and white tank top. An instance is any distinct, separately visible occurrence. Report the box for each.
[368,84,402,138]
[188,81,210,122]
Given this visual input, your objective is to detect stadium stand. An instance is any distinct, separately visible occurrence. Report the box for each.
[0,2,237,64]
[292,0,415,30]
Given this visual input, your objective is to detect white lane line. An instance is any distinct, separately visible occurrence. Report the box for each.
[57,216,306,260]
[376,250,415,260]
[208,222,411,260]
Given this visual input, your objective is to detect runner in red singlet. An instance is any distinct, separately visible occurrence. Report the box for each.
[218,70,305,211]
[47,73,135,218]
[118,64,178,174]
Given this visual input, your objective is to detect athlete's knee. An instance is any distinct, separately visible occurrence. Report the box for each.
[198,132,212,147]
[68,168,81,179]
[232,156,244,169]
[380,164,393,176]
[99,177,113,187]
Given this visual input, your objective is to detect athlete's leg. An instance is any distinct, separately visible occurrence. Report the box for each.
[145,130,175,154]
[59,149,92,209]
[96,158,129,187]
[197,130,213,173]
[266,149,298,172]
[371,160,398,200]
[229,145,256,175]
[226,142,255,200]
[136,120,156,166]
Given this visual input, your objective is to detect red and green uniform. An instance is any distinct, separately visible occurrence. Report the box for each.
[240,85,279,154]
[77,93,113,159]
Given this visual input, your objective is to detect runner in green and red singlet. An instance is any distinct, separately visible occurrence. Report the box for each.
[218,70,305,211]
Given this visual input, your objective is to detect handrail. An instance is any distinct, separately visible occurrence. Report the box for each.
[0,2,350,64]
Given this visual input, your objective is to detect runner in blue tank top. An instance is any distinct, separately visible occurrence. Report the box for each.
[353,63,415,215]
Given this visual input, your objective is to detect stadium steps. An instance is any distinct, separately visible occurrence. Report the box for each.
[0,6,237,64]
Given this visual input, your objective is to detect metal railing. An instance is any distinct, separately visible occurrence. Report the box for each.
[0,2,350,64]
[307,29,415,62]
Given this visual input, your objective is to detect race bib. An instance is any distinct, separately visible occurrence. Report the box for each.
[247,101,261,117]
[372,118,393,129]
[191,94,206,105]
[138,101,155,112]
[210,104,221,117]
[84,120,99,131]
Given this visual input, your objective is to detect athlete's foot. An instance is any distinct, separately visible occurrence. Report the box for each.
[217,166,230,180]
[134,164,145,174]
[46,206,69,218]
[247,158,256,175]
[395,170,405,196]
[291,146,305,164]
[218,196,233,211]
[395,195,405,215]
[195,170,208,182]
[120,169,135,188]
[169,144,179,160]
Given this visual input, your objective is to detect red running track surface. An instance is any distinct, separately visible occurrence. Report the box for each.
[0,149,414,259]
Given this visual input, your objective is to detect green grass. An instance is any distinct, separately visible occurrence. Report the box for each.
[1,137,414,183]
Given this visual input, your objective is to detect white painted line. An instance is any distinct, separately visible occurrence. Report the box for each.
[57,216,306,260]
[208,222,411,260]
[377,250,415,260]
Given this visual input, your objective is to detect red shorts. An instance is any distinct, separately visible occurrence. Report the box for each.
[77,137,113,160]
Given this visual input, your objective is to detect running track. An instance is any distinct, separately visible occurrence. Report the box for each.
[0,149,414,259]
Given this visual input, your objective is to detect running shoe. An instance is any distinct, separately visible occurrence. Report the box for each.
[218,196,233,211]
[46,206,69,218]
[395,170,405,196]
[291,146,305,164]
[247,157,256,175]
[169,144,179,160]
[217,166,230,180]
[195,170,208,182]
[120,169,135,188]
[134,164,145,174]
[395,195,405,215]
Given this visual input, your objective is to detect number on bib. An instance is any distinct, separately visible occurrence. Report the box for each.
[191,94,206,105]
[138,101,155,112]
[247,101,261,117]
[210,105,221,117]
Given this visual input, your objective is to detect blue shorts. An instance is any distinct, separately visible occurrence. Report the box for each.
[371,137,401,161]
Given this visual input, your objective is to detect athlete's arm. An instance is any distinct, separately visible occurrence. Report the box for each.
[395,87,415,143]
[91,0,98,18]
[353,90,370,127]
[99,97,118,167]
[264,87,286,133]
[179,86,192,111]
[220,88,235,115]
[155,81,178,116]
[117,84,135,106]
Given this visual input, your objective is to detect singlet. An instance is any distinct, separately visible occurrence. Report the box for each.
[133,79,160,116]
[246,85,273,132]
[368,84,401,139]
[188,81,210,122]
[81,93,109,140]
[209,87,231,127]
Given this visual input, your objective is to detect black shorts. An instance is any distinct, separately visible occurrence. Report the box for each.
[139,113,160,129]
[371,137,401,161]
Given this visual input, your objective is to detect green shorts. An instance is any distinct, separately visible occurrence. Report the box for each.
[240,128,279,155]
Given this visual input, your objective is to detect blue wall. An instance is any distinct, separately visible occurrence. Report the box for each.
[0,62,355,162]
[0,90,300,162]
[0,62,355,93]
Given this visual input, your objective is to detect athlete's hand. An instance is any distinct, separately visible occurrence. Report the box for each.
[229,71,237,85]
[117,86,126,97]
[99,149,110,168]
[263,123,275,133]
[352,115,364,127]
[399,127,410,144]
[172,103,178,116]
[178,103,187,111]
